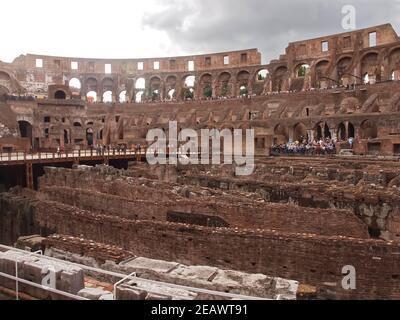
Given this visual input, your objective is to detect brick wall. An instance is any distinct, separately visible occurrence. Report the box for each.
[32,200,400,300]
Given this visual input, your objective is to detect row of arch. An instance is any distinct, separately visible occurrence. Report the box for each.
[271,47,400,92]
[273,120,378,144]
[63,69,270,103]
[63,46,400,103]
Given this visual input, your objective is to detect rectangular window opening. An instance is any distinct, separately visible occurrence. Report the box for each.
[369,32,377,47]
[105,64,112,74]
[223,56,229,65]
[36,59,43,68]
[322,41,329,52]
[188,60,195,71]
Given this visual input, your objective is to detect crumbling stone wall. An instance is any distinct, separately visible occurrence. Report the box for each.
[0,193,38,245]
[36,167,369,238]
[31,200,400,300]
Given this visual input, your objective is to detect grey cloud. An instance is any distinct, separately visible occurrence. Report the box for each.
[143,0,400,63]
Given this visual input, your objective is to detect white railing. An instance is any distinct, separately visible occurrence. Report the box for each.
[0,244,270,301]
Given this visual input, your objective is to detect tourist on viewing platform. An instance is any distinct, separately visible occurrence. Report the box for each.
[271,138,336,156]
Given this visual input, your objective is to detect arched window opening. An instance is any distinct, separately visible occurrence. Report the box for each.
[257,69,269,81]
[69,78,81,90]
[293,123,308,142]
[136,78,146,90]
[360,120,378,139]
[18,121,32,140]
[86,91,97,103]
[103,91,113,103]
[73,122,82,127]
[55,90,66,99]
[296,64,310,78]
[184,76,195,88]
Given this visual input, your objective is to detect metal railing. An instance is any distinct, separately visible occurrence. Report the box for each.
[0,148,210,164]
[0,244,271,301]
[0,149,142,163]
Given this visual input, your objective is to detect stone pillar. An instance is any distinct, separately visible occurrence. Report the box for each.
[160,80,165,101]
[307,130,314,143]
[330,129,337,142]
[288,127,294,143]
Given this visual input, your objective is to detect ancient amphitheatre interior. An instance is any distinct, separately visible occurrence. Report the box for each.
[1,23,400,301]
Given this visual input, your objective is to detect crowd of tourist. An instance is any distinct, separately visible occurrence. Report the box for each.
[92,144,129,155]
[271,138,339,156]
[1,94,36,101]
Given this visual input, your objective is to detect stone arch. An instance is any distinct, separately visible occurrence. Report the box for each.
[339,97,360,114]
[272,66,288,92]
[69,78,81,90]
[361,52,379,84]
[336,56,353,85]
[217,72,232,97]
[54,90,67,99]
[18,121,32,141]
[237,70,250,95]
[86,91,97,103]
[389,47,400,81]
[135,77,146,90]
[293,123,308,142]
[360,120,378,139]
[337,122,355,141]
[102,91,113,103]
[85,77,98,93]
[149,76,162,101]
[182,75,195,100]
[314,60,330,88]
[165,75,177,100]
[0,71,12,92]
[314,122,331,140]
[199,73,213,98]
[253,68,270,95]
[273,124,289,144]
[102,77,114,92]
[294,63,310,78]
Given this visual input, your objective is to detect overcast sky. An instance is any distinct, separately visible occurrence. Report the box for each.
[1,0,399,64]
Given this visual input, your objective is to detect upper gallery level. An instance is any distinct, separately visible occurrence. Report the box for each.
[0,23,399,103]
